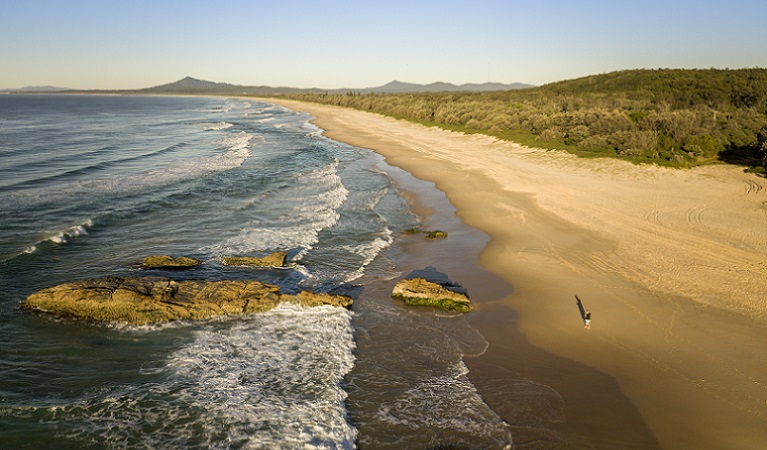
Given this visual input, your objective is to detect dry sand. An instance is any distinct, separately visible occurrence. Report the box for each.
[268,99,767,449]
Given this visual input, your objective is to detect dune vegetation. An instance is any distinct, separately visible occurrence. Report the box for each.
[281,69,767,170]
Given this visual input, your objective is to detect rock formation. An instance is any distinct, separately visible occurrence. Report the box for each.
[425,230,448,240]
[223,251,288,267]
[402,228,448,240]
[23,276,352,325]
[140,255,203,270]
[391,278,470,312]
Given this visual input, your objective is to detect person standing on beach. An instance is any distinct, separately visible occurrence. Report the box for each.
[575,295,591,329]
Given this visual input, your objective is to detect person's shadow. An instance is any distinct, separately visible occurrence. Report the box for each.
[575,295,591,328]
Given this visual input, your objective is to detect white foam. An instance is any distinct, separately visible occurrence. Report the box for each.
[25,219,94,252]
[199,131,258,162]
[340,228,394,283]
[251,106,311,132]
[35,304,357,448]
[209,161,348,258]
[134,132,253,186]
[302,121,323,136]
[200,122,233,131]
[169,304,357,447]
[212,104,234,113]
[376,360,513,446]
[294,184,395,287]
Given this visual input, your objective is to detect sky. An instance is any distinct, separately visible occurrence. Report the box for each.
[2,0,766,90]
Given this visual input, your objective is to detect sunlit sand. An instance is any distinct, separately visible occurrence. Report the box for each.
[270,99,767,449]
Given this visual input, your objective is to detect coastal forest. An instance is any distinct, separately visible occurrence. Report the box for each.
[282,69,767,170]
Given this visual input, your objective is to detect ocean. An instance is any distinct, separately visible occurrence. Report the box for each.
[0,95,515,448]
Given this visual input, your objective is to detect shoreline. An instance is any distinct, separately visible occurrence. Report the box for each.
[345,131,658,447]
[266,98,767,449]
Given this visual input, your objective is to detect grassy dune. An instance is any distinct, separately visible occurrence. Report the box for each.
[281,68,767,170]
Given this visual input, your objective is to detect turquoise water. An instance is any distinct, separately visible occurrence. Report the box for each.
[0,95,515,448]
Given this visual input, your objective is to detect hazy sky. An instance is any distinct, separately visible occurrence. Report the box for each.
[2,0,766,89]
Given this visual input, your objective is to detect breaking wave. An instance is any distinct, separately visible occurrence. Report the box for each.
[208,161,348,260]
[1,304,357,449]
[24,219,94,254]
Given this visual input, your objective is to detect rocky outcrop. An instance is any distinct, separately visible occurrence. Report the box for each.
[23,276,352,325]
[223,251,288,267]
[402,228,448,240]
[140,255,203,270]
[425,230,448,240]
[391,278,470,312]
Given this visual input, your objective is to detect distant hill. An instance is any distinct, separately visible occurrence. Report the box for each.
[534,68,767,109]
[3,77,533,96]
[364,80,533,93]
[141,76,533,95]
[147,76,232,92]
[142,76,322,95]
[1,85,71,93]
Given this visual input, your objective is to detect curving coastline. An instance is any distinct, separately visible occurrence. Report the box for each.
[267,98,767,450]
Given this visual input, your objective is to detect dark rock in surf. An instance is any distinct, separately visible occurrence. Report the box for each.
[223,251,288,267]
[23,276,352,325]
[425,230,448,240]
[140,255,203,270]
[402,228,448,240]
[392,278,470,312]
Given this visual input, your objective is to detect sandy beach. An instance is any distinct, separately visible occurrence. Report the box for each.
[268,99,767,449]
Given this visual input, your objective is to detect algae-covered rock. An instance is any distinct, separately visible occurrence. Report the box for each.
[141,255,203,270]
[392,278,470,312]
[223,251,287,267]
[281,291,353,308]
[23,276,352,325]
[402,228,448,239]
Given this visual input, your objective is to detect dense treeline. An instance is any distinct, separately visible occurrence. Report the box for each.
[282,69,767,169]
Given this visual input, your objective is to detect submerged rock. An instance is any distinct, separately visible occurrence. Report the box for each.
[223,251,288,267]
[23,276,352,325]
[391,278,470,312]
[140,255,203,270]
[402,228,448,240]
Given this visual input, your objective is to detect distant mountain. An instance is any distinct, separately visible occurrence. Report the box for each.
[141,76,533,95]
[364,80,533,93]
[1,85,71,93]
[147,76,230,92]
[2,76,535,95]
[142,76,314,95]
[460,81,534,91]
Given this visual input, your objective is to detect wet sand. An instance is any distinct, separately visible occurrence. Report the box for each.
[268,99,767,449]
